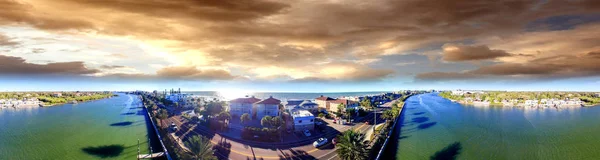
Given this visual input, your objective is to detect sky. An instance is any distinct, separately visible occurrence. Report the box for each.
[0,0,600,92]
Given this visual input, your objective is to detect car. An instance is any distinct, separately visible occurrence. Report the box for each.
[332,119,337,124]
[303,130,312,137]
[313,138,328,147]
[332,137,338,145]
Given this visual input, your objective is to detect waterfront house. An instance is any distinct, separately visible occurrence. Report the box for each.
[166,93,189,104]
[315,95,337,111]
[253,96,281,120]
[595,93,600,98]
[52,92,62,97]
[291,109,315,132]
[299,100,319,112]
[285,99,304,110]
[329,99,359,112]
[228,96,261,117]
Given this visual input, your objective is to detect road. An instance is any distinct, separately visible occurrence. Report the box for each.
[163,111,384,160]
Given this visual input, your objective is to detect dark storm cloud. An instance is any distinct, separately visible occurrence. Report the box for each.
[0,54,98,75]
[442,44,512,61]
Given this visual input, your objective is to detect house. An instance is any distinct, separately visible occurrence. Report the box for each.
[166,93,189,103]
[595,93,600,98]
[285,99,304,110]
[315,95,336,111]
[451,90,464,96]
[228,96,261,117]
[52,92,62,97]
[253,96,281,119]
[291,109,315,132]
[298,100,319,112]
[329,99,359,112]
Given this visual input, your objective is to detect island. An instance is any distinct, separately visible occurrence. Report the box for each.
[439,90,600,109]
[0,91,115,108]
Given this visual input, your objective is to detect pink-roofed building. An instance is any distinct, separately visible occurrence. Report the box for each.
[253,96,281,119]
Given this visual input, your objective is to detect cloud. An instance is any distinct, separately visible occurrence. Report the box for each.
[0,54,98,75]
[101,66,237,81]
[441,44,511,61]
[99,65,126,69]
[0,34,18,46]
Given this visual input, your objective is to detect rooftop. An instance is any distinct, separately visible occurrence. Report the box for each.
[291,109,314,118]
[229,96,261,104]
[315,95,336,101]
[255,96,281,105]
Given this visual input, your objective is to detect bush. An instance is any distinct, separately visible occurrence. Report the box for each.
[358,108,368,117]
[241,127,280,142]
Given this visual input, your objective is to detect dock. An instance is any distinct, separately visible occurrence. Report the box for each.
[138,152,165,159]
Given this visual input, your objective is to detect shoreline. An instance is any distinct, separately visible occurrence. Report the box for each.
[448,99,599,109]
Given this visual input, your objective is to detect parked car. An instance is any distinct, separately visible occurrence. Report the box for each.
[313,138,328,147]
[170,122,178,131]
[332,137,338,145]
[303,130,312,137]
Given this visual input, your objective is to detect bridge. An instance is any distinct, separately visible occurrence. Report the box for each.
[138,152,165,159]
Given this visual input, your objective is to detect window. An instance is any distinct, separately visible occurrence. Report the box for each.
[299,120,302,123]
[310,119,314,122]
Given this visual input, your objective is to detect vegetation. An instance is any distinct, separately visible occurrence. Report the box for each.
[318,113,326,118]
[240,126,280,142]
[360,98,373,111]
[156,109,169,126]
[261,116,273,128]
[240,113,251,125]
[0,92,114,106]
[336,130,370,160]
[184,135,217,160]
[439,91,600,105]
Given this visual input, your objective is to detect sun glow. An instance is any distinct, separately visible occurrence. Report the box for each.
[217,89,253,101]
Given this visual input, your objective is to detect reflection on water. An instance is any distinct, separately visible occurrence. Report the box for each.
[390,93,600,160]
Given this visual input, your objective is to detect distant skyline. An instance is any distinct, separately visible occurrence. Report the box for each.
[1,0,600,92]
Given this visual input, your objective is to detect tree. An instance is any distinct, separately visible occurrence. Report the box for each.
[271,116,283,129]
[240,113,251,125]
[261,116,273,128]
[318,113,326,118]
[194,107,202,116]
[336,130,370,160]
[360,98,373,111]
[381,110,395,121]
[156,109,169,126]
[218,111,231,121]
[184,135,217,160]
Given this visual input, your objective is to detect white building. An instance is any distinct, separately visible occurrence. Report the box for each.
[284,99,304,110]
[228,96,261,117]
[291,109,315,132]
[166,93,189,103]
[298,100,319,112]
[451,90,464,95]
[253,96,281,120]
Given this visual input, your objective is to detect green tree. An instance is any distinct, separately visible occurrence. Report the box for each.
[336,130,370,160]
[240,113,251,125]
[184,135,217,160]
[194,107,202,116]
[318,113,326,118]
[218,111,231,121]
[271,116,283,129]
[261,116,273,128]
[156,109,169,126]
[360,98,373,111]
[381,110,395,121]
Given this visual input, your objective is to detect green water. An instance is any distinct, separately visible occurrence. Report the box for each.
[0,93,151,159]
[389,93,600,160]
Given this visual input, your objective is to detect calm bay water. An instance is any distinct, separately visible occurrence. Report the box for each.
[387,93,600,159]
[0,93,155,159]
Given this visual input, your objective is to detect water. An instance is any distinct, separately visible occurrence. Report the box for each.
[387,93,600,159]
[0,93,156,159]
[185,91,387,102]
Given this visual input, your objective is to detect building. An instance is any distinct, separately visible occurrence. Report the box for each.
[285,99,304,110]
[253,96,281,119]
[595,93,600,98]
[299,100,319,112]
[329,99,359,112]
[52,92,62,97]
[291,109,315,132]
[166,93,189,103]
[451,90,464,95]
[315,95,336,111]
[228,96,261,117]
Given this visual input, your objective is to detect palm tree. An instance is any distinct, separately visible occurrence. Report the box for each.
[184,135,217,160]
[271,116,283,128]
[336,130,370,160]
[261,116,272,128]
[156,109,169,127]
[240,113,251,126]
[381,110,395,121]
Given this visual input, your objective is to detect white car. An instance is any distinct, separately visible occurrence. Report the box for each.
[303,130,312,137]
[313,138,328,147]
